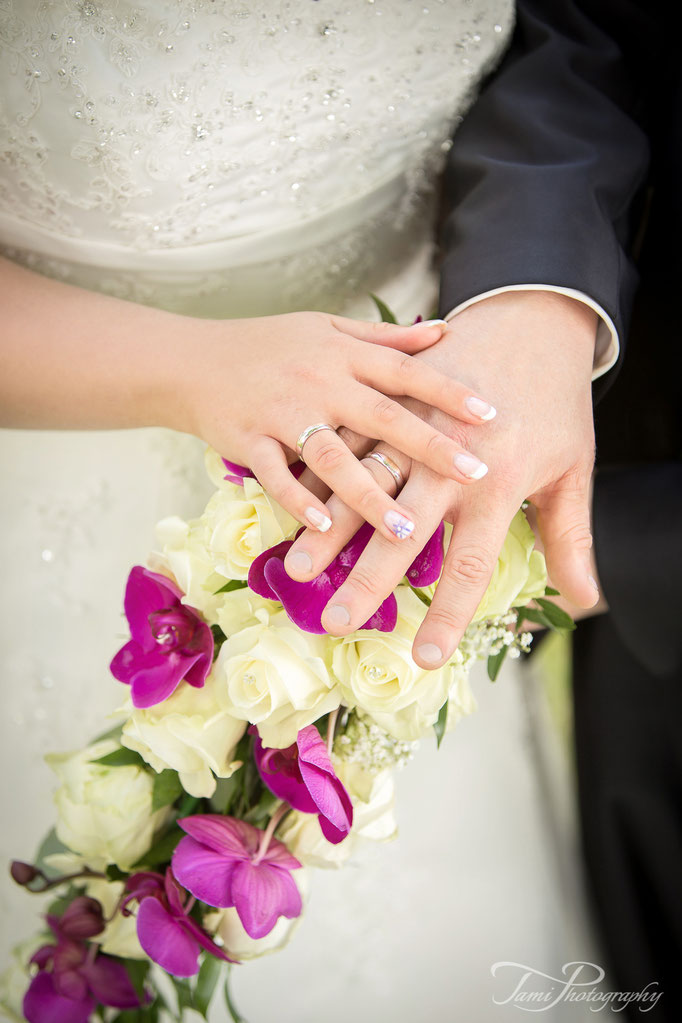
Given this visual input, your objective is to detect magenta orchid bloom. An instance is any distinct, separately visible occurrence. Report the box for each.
[122,869,234,978]
[252,725,353,844]
[222,457,305,486]
[248,521,445,634]
[110,566,213,708]
[23,897,141,1023]
[172,815,303,940]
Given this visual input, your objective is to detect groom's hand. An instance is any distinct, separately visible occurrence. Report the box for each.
[285,291,600,668]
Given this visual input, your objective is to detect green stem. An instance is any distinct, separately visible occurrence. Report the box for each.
[224,966,248,1023]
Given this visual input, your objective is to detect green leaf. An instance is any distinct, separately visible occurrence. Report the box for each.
[368,292,398,324]
[487,645,509,682]
[516,606,555,630]
[433,700,449,749]
[34,828,69,877]
[151,769,184,812]
[172,976,195,1012]
[209,773,242,815]
[409,585,432,608]
[106,864,129,883]
[535,598,576,632]
[213,579,248,595]
[544,586,560,597]
[47,887,78,917]
[195,955,226,1018]
[120,959,150,1005]
[224,966,249,1023]
[177,793,201,818]
[132,827,184,869]
[91,748,148,769]
[243,788,279,826]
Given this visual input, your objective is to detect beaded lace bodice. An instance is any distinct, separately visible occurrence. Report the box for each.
[0,0,513,317]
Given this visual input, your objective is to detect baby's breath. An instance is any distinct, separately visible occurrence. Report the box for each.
[334,710,419,770]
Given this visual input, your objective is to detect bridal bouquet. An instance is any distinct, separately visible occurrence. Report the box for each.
[4,373,574,1023]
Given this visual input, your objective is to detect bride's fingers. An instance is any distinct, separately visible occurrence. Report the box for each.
[353,346,497,424]
[337,385,489,484]
[285,447,411,580]
[295,428,418,545]
[295,426,370,496]
[330,314,449,353]
[249,438,334,533]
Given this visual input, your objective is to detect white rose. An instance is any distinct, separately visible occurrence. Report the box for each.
[216,586,279,638]
[214,613,340,748]
[120,672,246,799]
[203,870,309,961]
[152,515,232,623]
[0,935,46,1022]
[46,739,169,871]
[332,587,452,741]
[277,763,397,869]
[445,670,478,732]
[199,477,298,580]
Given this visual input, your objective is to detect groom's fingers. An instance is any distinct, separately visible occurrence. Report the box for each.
[533,469,599,609]
[411,498,519,668]
[285,448,411,580]
[319,472,448,635]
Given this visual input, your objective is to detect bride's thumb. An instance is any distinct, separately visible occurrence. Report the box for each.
[534,475,600,610]
[330,314,450,352]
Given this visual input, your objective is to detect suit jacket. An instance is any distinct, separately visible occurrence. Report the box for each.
[437,0,682,678]
[436,3,682,1014]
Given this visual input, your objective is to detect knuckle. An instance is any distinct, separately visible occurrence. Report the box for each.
[425,605,463,633]
[312,441,346,473]
[396,353,415,380]
[345,567,380,600]
[373,395,399,424]
[442,547,493,588]
[424,429,447,459]
[355,484,381,514]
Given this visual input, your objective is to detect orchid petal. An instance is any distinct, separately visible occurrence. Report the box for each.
[362,593,398,632]
[230,860,302,940]
[53,970,88,1003]
[136,898,201,978]
[177,815,260,858]
[130,650,201,708]
[263,558,335,634]
[260,838,303,872]
[252,732,317,813]
[179,914,236,963]
[221,459,255,486]
[81,955,140,1009]
[109,640,142,685]
[123,567,182,646]
[172,836,239,908]
[23,972,94,1023]
[247,541,293,600]
[406,522,445,586]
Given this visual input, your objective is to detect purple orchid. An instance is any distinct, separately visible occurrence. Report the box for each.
[23,897,141,1023]
[110,566,213,708]
[252,725,353,844]
[222,457,305,486]
[248,521,445,634]
[172,815,303,940]
[122,869,234,978]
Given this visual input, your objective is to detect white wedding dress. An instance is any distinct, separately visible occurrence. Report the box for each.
[0,2,600,1020]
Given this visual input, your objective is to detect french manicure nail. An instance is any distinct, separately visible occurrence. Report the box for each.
[416,318,449,329]
[306,506,332,532]
[454,452,489,480]
[327,604,351,627]
[417,642,443,665]
[589,575,599,594]
[286,551,313,575]
[465,396,497,421]
[383,509,415,539]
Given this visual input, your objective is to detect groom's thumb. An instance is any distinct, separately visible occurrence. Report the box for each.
[534,473,600,609]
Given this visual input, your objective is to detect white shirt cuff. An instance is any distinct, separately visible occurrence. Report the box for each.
[443,284,620,382]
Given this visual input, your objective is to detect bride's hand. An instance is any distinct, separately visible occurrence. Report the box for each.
[177,311,495,544]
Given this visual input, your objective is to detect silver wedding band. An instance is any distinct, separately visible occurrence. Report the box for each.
[296,423,337,463]
[365,451,403,489]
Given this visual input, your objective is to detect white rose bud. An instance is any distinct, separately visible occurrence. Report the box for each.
[121,672,246,799]
[46,739,169,872]
[214,613,341,749]
[332,588,452,741]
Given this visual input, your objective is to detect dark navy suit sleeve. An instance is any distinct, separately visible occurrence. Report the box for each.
[438,0,650,373]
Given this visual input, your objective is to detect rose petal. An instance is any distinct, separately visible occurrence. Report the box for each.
[230,860,302,939]
[136,898,201,978]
